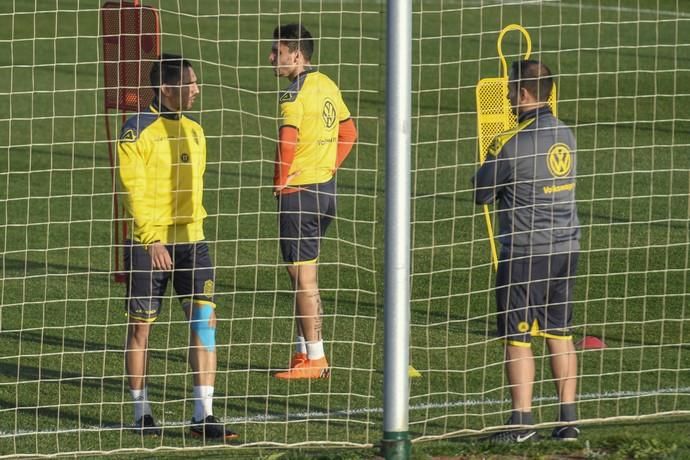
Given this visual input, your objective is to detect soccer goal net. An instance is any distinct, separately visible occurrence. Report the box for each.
[407,0,690,441]
[0,0,688,457]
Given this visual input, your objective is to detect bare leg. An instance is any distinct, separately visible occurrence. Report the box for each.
[273,263,329,378]
[126,321,152,390]
[126,320,158,427]
[546,337,577,404]
[505,344,535,412]
[286,264,322,342]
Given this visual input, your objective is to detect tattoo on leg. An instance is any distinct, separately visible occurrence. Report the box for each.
[312,291,323,341]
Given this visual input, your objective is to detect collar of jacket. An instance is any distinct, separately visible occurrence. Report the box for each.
[150,97,182,120]
[297,66,317,78]
[518,105,552,123]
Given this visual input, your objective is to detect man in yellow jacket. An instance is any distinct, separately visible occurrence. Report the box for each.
[118,53,236,440]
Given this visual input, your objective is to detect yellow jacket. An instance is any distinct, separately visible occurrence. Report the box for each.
[117,101,207,245]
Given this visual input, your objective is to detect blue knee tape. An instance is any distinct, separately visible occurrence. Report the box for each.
[190,304,216,352]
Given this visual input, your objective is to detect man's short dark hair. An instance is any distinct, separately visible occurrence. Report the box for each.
[273,24,314,61]
[150,53,193,92]
[509,60,553,102]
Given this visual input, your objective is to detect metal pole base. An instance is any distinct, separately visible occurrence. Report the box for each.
[381,431,411,460]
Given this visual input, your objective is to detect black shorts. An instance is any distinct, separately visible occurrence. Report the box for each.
[496,251,578,345]
[123,240,215,322]
[278,179,336,264]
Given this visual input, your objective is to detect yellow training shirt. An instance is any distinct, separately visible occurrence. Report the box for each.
[279,68,351,186]
[117,101,207,245]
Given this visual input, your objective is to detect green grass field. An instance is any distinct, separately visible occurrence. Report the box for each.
[1,0,689,457]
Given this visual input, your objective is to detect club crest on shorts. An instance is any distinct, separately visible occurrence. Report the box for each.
[204,279,214,296]
[518,321,530,333]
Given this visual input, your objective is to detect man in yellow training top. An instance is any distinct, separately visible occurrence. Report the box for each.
[118,53,237,440]
[269,24,358,379]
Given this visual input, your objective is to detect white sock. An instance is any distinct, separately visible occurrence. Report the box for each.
[306,340,325,360]
[130,387,152,421]
[193,385,214,421]
[295,335,307,354]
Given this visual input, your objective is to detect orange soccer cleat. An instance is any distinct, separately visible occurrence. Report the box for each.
[290,352,308,368]
[275,356,330,380]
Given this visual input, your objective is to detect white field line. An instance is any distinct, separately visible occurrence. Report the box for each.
[1,386,688,437]
[225,385,690,423]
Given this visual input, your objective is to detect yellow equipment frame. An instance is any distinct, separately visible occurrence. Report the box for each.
[475,24,558,270]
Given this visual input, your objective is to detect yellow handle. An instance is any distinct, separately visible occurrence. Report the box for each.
[483,204,499,271]
[482,23,532,272]
[497,24,532,78]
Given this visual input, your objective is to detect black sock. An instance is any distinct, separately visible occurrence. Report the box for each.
[510,410,533,426]
[559,403,577,423]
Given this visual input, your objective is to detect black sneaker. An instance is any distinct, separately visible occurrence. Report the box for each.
[488,428,540,444]
[132,414,161,436]
[552,425,580,441]
[190,415,239,440]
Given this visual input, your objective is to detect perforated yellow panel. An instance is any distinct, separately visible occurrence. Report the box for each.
[476,78,557,164]
[476,77,516,164]
[474,24,559,271]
